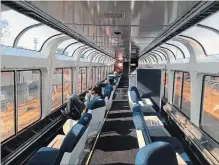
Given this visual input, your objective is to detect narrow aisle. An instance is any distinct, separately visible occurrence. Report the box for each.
[90,80,138,165]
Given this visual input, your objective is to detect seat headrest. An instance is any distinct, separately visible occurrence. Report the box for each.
[128,86,141,102]
[132,104,141,113]
[60,124,85,152]
[89,99,105,110]
[77,113,92,128]
[135,142,178,165]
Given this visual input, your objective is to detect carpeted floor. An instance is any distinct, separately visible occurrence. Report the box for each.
[89,84,138,165]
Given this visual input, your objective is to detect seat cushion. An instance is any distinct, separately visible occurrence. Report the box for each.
[26,147,59,165]
[135,141,178,165]
[77,113,92,128]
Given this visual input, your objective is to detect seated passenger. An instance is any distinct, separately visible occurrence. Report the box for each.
[85,86,103,112]
[103,78,113,98]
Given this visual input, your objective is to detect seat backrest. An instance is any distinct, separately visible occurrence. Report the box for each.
[60,116,92,165]
[87,99,106,137]
[60,124,85,153]
[53,124,85,165]
[132,104,152,145]
[77,113,92,128]
[135,141,178,165]
[129,86,141,102]
[88,99,106,111]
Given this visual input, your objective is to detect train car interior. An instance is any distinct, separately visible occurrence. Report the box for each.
[1,1,219,165]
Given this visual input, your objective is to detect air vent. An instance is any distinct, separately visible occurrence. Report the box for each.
[114,31,122,35]
[103,12,124,18]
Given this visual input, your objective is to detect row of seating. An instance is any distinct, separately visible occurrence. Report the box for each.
[27,76,121,165]
[128,86,192,165]
[26,113,92,165]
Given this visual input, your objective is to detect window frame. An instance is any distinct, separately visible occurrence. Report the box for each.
[172,70,191,119]
[1,69,42,142]
[199,74,219,144]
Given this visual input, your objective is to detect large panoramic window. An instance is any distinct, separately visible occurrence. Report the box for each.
[173,71,191,118]
[51,69,63,111]
[201,76,219,143]
[63,68,72,103]
[181,72,191,118]
[17,70,41,131]
[81,68,87,93]
[173,71,183,109]
[0,70,42,141]
[77,68,82,95]
[0,71,15,142]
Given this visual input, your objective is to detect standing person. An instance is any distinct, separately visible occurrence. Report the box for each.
[103,79,113,98]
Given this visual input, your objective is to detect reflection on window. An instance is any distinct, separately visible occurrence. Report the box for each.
[182,27,219,55]
[81,68,87,93]
[63,69,72,103]
[17,25,59,51]
[0,71,15,141]
[1,6,39,47]
[90,67,95,88]
[181,72,191,118]
[56,39,78,56]
[52,69,63,111]
[201,76,219,143]
[77,68,82,95]
[17,70,41,131]
[165,72,168,99]
[173,72,183,109]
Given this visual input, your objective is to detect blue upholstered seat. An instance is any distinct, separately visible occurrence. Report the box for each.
[77,113,92,128]
[87,98,105,111]
[135,141,178,165]
[133,112,144,130]
[26,124,85,165]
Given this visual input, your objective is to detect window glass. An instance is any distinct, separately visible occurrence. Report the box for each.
[182,26,219,55]
[90,67,95,88]
[0,71,15,141]
[77,68,82,95]
[16,70,41,131]
[56,39,78,56]
[65,42,84,57]
[165,72,168,99]
[81,68,87,92]
[181,72,191,118]
[167,40,190,58]
[1,6,39,47]
[63,69,72,103]
[17,25,60,51]
[161,44,184,59]
[173,71,183,109]
[201,76,219,143]
[51,69,63,111]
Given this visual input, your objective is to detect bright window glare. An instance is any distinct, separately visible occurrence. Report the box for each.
[200,11,219,31]
[181,26,219,56]
[1,8,39,47]
[167,40,190,58]
[65,43,84,56]
[56,39,78,55]
[17,25,60,51]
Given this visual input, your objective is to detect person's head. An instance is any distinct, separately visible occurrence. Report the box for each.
[113,71,117,77]
[91,86,102,98]
[109,78,114,85]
